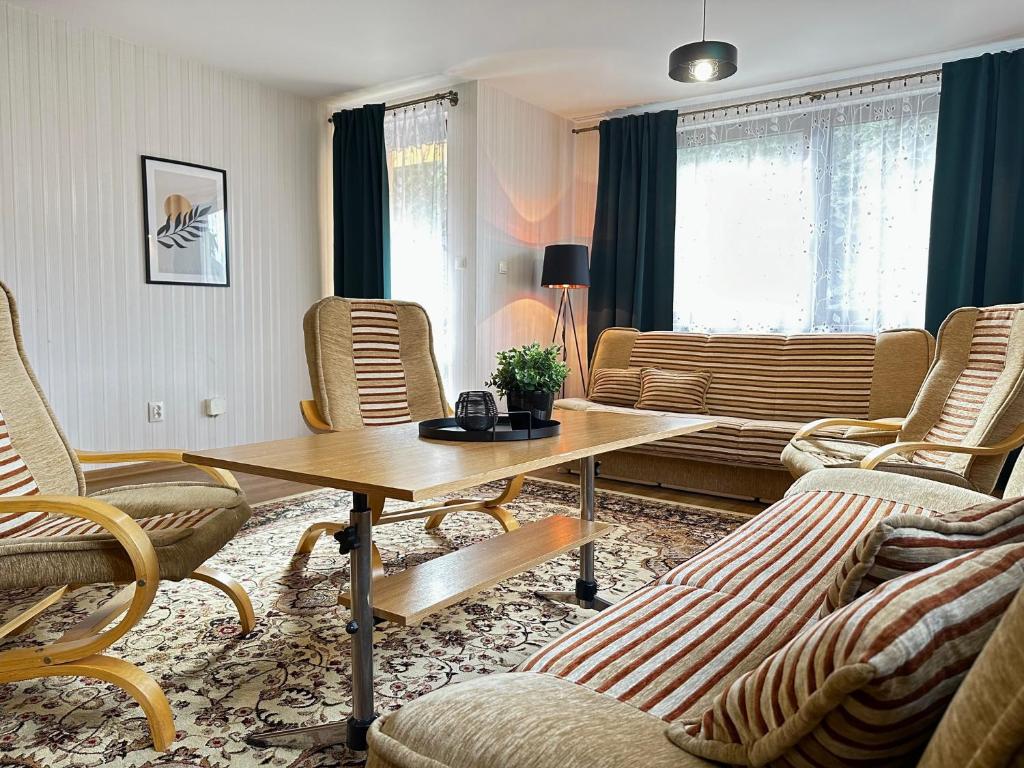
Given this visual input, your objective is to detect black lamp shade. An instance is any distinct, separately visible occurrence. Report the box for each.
[668,40,738,83]
[541,244,590,288]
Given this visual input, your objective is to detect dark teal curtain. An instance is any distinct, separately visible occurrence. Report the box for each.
[332,104,390,298]
[925,49,1024,332]
[587,110,678,355]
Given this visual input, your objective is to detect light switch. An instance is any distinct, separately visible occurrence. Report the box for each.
[498,261,509,274]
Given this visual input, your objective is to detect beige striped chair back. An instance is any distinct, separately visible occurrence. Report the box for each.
[0,282,84,497]
[901,304,1024,492]
[303,297,449,431]
[622,331,899,422]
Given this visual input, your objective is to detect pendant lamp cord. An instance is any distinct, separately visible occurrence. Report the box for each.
[702,0,707,40]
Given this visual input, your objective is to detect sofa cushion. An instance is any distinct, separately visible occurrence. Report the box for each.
[519,584,812,721]
[659,485,931,619]
[368,673,718,768]
[636,368,712,414]
[918,574,1024,768]
[822,495,1024,615]
[588,367,642,407]
[668,543,1024,767]
[627,331,877,421]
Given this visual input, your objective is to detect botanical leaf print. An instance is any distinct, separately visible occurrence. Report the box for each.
[156,203,211,249]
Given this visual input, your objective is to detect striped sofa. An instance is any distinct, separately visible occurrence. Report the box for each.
[367,464,1024,768]
[556,327,935,501]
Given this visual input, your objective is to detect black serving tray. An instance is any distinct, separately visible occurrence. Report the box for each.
[419,412,561,442]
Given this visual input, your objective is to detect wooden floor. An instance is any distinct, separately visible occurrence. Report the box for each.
[85,461,765,515]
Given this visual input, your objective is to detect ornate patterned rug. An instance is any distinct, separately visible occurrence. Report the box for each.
[0,478,749,767]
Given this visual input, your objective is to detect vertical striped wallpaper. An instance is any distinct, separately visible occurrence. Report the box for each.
[0,2,321,453]
[473,83,579,398]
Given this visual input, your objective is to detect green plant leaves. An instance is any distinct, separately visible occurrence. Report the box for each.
[484,342,570,397]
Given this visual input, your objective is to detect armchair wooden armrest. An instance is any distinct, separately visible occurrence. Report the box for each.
[0,495,159,665]
[0,495,174,750]
[76,449,240,490]
[300,400,333,433]
[860,423,1024,470]
[794,417,904,441]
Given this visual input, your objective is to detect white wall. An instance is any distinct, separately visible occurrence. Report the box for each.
[473,83,578,396]
[0,2,321,452]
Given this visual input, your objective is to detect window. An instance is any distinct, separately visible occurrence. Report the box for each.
[384,101,453,391]
[673,87,939,333]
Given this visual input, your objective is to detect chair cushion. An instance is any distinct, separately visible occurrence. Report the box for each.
[368,673,718,768]
[0,482,250,589]
[668,543,1024,767]
[636,368,712,415]
[782,436,979,489]
[519,584,812,722]
[588,367,642,407]
[0,407,47,537]
[822,495,1024,616]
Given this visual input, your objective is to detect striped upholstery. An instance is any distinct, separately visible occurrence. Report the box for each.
[588,367,642,407]
[0,408,45,537]
[1,505,220,540]
[670,544,1024,767]
[822,495,1024,615]
[659,489,930,619]
[350,301,413,426]
[636,417,844,469]
[914,307,1015,467]
[520,487,940,732]
[636,368,711,414]
[628,332,876,421]
[519,584,812,722]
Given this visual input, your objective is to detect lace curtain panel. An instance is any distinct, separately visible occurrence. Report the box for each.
[673,87,940,333]
[383,101,454,392]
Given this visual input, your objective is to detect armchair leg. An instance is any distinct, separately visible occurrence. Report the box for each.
[294,521,346,555]
[0,654,175,752]
[424,474,524,532]
[190,566,256,635]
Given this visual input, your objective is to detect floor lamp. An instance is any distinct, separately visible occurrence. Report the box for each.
[541,244,589,396]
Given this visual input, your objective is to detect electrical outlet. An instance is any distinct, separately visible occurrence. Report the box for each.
[147,401,165,423]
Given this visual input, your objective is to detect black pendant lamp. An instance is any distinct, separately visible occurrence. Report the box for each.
[669,0,738,83]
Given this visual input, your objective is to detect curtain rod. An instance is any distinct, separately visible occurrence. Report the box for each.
[327,90,459,123]
[570,68,943,134]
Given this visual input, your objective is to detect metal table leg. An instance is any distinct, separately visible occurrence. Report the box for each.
[247,492,378,751]
[536,455,613,611]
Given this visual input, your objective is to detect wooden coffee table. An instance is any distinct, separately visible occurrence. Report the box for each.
[183,408,715,752]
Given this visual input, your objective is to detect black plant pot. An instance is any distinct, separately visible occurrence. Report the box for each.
[506,389,555,423]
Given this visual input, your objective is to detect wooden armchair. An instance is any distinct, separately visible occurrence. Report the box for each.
[783,304,1024,493]
[0,282,255,751]
[296,298,522,576]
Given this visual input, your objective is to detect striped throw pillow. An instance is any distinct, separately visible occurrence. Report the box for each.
[821,495,1024,616]
[0,408,45,537]
[636,368,711,414]
[669,543,1024,767]
[588,367,642,407]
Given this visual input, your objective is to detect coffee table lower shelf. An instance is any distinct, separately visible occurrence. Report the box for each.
[339,515,614,626]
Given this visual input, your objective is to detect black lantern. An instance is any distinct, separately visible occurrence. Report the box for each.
[455,391,498,431]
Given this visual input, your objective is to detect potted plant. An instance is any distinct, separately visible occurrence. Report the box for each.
[484,342,569,422]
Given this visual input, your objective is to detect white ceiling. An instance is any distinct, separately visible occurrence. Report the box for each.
[14,0,1024,118]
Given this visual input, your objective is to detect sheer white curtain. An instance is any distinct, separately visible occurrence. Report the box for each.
[673,87,939,333]
[384,101,453,391]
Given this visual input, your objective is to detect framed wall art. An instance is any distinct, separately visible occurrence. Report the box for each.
[141,155,230,286]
